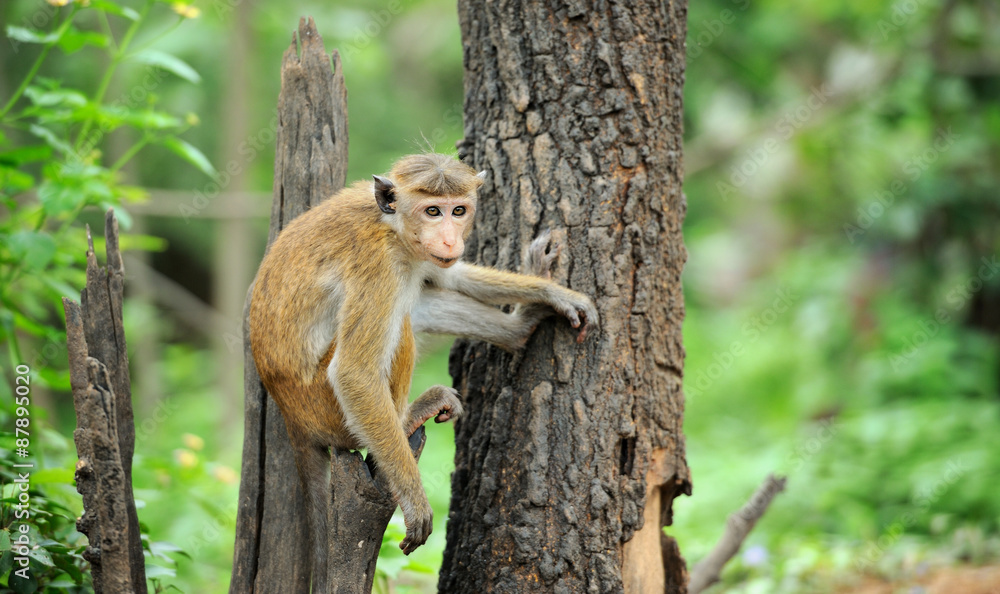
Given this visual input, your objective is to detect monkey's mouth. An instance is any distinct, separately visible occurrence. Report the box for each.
[433,255,457,265]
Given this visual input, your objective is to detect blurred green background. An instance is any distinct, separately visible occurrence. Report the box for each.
[0,0,998,592]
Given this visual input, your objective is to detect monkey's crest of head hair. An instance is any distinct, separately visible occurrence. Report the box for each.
[389,153,483,197]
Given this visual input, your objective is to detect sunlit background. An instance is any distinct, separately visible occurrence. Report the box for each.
[1,0,998,591]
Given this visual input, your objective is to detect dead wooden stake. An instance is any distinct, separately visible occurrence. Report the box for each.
[63,211,146,593]
[230,17,428,593]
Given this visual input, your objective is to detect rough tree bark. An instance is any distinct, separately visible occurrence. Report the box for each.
[62,212,146,593]
[442,1,691,592]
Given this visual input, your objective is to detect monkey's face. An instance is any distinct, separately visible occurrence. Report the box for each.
[407,196,476,268]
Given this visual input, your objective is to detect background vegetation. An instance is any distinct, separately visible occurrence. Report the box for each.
[1,0,997,591]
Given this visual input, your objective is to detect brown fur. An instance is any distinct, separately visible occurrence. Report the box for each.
[252,182,402,446]
[389,153,483,196]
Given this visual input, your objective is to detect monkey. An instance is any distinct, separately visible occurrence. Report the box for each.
[248,153,597,591]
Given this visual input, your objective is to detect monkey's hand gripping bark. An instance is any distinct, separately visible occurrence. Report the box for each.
[397,385,464,554]
[523,230,597,343]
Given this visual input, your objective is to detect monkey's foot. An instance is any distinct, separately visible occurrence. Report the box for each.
[526,229,561,279]
[404,385,464,437]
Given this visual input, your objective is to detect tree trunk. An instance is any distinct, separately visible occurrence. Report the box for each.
[441,1,691,592]
[229,17,348,593]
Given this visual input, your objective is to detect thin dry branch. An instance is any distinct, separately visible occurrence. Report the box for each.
[688,474,787,594]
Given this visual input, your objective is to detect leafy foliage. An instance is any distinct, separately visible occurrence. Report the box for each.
[676,0,1000,589]
[0,432,88,593]
[0,0,213,399]
[1,0,212,590]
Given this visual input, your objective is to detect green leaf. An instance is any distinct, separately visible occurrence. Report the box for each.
[52,553,84,584]
[27,124,75,155]
[162,137,217,178]
[5,26,58,45]
[35,367,71,391]
[27,546,54,567]
[0,531,10,552]
[0,550,12,577]
[7,230,56,271]
[0,168,35,193]
[81,178,114,203]
[58,28,109,54]
[9,564,38,594]
[148,541,185,561]
[401,559,435,574]
[117,184,149,203]
[118,232,168,253]
[132,49,201,83]
[122,110,181,130]
[89,0,141,21]
[41,275,81,301]
[90,0,139,21]
[144,564,176,579]
[36,181,82,216]
[24,86,87,108]
[12,309,50,337]
[31,467,75,485]
[0,145,52,166]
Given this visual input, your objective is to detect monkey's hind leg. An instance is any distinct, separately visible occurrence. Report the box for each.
[403,385,464,437]
[287,430,332,593]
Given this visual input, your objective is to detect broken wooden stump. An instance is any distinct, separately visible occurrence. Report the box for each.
[230,17,428,593]
[63,210,146,594]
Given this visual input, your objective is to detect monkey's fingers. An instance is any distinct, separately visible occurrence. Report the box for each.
[561,307,582,329]
[576,309,598,343]
[541,243,562,278]
[527,230,563,279]
[529,228,552,253]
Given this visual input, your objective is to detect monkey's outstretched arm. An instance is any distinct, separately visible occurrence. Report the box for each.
[412,289,552,351]
[329,280,432,555]
[433,262,598,342]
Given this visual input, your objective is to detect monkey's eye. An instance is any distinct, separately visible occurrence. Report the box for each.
[453,206,467,217]
[425,206,442,217]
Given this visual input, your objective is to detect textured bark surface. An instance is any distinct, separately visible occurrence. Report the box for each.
[230,18,348,593]
[63,212,145,593]
[442,1,690,592]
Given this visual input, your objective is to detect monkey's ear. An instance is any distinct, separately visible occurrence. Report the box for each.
[373,175,396,214]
